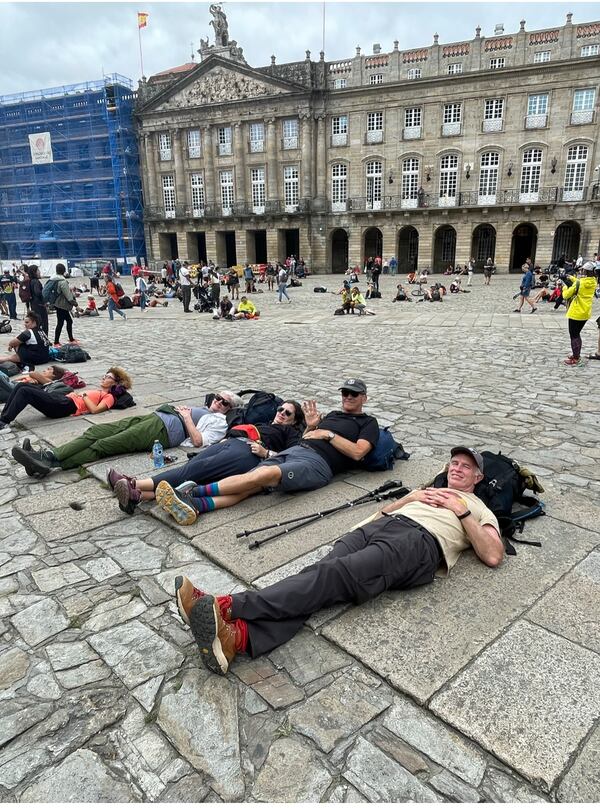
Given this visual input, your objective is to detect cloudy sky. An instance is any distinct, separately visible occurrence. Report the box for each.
[0,1,594,96]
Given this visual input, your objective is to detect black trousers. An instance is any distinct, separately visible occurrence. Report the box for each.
[54,308,74,343]
[30,302,49,335]
[232,514,442,657]
[1,385,76,424]
[151,438,259,488]
[181,286,192,312]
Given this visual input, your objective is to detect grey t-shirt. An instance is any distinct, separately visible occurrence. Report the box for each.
[155,406,210,448]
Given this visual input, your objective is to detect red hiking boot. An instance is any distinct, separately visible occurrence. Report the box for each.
[189,595,247,675]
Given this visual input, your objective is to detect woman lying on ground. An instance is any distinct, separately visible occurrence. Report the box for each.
[0,311,50,369]
[11,390,240,477]
[109,400,305,515]
[0,366,131,431]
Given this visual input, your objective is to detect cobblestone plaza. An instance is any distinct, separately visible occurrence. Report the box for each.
[1,274,599,801]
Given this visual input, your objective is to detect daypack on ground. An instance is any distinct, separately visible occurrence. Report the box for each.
[54,345,91,363]
[224,389,284,428]
[0,319,12,334]
[0,361,19,377]
[362,427,410,471]
[430,450,545,553]
[42,278,60,305]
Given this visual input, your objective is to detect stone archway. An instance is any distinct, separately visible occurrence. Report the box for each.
[330,228,349,273]
[471,224,497,270]
[510,223,537,272]
[552,221,581,263]
[433,225,456,272]
[363,227,383,264]
[397,226,419,274]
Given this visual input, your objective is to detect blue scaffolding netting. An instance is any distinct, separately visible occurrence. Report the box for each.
[0,74,146,266]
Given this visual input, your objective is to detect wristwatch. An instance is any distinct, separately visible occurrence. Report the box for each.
[326,431,335,442]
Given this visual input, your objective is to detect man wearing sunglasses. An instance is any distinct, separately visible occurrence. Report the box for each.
[11,389,241,478]
[152,378,379,525]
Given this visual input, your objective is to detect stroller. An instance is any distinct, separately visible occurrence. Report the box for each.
[193,284,214,313]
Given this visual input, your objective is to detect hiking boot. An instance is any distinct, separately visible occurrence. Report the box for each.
[175,480,196,497]
[11,446,54,478]
[564,356,582,366]
[22,438,33,452]
[530,307,537,313]
[106,468,135,491]
[174,576,233,626]
[113,478,141,514]
[189,595,242,675]
[512,308,521,313]
[156,480,198,525]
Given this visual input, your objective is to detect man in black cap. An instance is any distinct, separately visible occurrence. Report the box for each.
[174,446,505,675]
[154,379,380,525]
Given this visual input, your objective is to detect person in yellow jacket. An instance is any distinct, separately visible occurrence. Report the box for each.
[233,296,260,320]
[562,262,598,365]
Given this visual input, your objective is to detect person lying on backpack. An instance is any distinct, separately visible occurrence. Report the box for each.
[0,364,65,404]
[0,311,50,369]
[109,399,306,514]
[173,446,504,676]
[12,389,240,477]
[0,366,131,431]
[136,380,379,526]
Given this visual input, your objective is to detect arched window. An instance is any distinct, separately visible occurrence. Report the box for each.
[478,152,500,203]
[366,160,382,209]
[401,157,419,208]
[439,154,458,205]
[520,148,543,201]
[564,145,588,201]
[331,163,348,211]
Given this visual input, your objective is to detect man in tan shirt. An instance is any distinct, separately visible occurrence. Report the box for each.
[174,447,505,675]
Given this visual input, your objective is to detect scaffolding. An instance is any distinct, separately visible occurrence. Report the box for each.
[0,74,146,266]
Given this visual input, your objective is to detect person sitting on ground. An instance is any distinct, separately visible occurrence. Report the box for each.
[407,270,417,284]
[533,287,552,304]
[144,380,379,526]
[0,367,132,431]
[0,365,65,404]
[213,295,233,320]
[392,283,411,302]
[450,277,462,294]
[12,389,239,477]
[424,283,444,302]
[0,311,50,369]
[173,446,504,675]
[549,281,565,309]
[351,287,375,315]
[234,296,259,319]
[80,295,99,317]
[110,400,306,514]
[337,286,354,314]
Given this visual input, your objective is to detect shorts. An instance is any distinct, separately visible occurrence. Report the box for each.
[261,445,333,492]
[520,288,531,298]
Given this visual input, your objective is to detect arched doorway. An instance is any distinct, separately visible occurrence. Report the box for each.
[471,224,496,270]
[330,228,349,273]
[397,226,419,274]
[363,227,383,264]
[510,223,537,271]
[433,225,456,272]
[552,221,581,263]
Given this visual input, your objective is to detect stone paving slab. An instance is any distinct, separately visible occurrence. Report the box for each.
[25,498,127,541]
[15,477,114,516]
[430,620,600,790]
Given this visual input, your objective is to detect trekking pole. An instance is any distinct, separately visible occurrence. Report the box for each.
[237,479,402,539]
[248,485,409,550]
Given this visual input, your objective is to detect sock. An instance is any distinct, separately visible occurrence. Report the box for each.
[195,482,220,497]
[190,496,215,513]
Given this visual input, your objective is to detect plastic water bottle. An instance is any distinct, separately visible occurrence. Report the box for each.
[152,440,164,469]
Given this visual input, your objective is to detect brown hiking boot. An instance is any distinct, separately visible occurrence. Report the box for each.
[113,478,141,514]
[189,595,241,675]
[174,576,232,626]
[106,468,135,491]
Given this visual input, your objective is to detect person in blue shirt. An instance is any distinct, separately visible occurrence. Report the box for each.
[513,263,537,313]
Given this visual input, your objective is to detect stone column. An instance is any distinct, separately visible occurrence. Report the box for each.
[172,129,186,211]
[265,118,278,202]
[176,230,189,261]
[202,126,216,207]
[417,219,434,271]
[266,226,279,263]
[455,217,473,264]
[494,221,513,273]
[233,122,246,208]
[300,113,313,201]
[145,133,159,208]
[205,229,217,264]
[314,114,327,210]
[348,224,362,269]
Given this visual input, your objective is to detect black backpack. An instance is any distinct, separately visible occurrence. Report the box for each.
[0,319,12,334]
[431,450,545,553]
[361,427,410,471]
[226,389,284,428]
[54,345,91,363]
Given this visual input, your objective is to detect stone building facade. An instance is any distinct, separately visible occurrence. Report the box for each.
[136,10,600,272]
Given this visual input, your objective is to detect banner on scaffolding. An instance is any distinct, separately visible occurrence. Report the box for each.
[28,132,54,164]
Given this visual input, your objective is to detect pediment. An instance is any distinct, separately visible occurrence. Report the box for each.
[152,64,293,112]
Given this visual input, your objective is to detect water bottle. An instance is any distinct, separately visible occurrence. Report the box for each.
[23,365,29,373]
[152,440,164,469]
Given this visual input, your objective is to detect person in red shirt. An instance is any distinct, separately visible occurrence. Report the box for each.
[106,274,126,321]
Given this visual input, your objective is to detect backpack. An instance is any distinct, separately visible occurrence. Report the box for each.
[42,278,61,305]
[0,319,12,334]
[61,370,86,389]
[369,290,382,299]
[334,308,346,316]
[18,280,32,303]
[430,450,545,553]
[361,427,410,471]
[226,389,284,427]
[314,286,327,293]
[0,360,19,376]
[112,390,136,410]
[114,282,125,298]
[54,345,91,363]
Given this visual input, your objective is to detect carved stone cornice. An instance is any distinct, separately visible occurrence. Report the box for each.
[160,66,286,110]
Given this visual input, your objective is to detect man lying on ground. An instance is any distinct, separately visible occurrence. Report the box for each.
[0,365,65,404]
[174,447,504,675]
[11,390,240,477]
[110,400,305,515]
[150,379,379,526]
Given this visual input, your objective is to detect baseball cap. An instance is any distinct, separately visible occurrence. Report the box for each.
[582,261,595,274]
[450,446,484,474]
[339,378,367,394]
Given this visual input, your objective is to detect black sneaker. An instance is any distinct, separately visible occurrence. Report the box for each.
[11,446,53,478]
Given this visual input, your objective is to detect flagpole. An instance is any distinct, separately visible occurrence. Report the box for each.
[138,24,145,77]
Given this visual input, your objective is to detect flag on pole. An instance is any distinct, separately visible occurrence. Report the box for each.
[137,12,149,28]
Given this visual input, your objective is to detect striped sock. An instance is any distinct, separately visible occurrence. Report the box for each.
[195,482,220,497]
[192,496,216,513]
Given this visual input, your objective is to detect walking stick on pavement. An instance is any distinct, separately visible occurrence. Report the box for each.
[246,481,410,550]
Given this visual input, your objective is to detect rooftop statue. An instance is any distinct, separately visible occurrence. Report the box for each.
[210,4,229,47]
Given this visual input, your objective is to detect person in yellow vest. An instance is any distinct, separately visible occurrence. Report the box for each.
[562,262,598,366]
[233,296,260,319]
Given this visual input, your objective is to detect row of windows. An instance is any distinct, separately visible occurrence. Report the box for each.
[331,45,600,85]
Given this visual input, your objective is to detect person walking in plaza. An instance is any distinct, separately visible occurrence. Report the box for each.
[277,264,291,303]
[180,263,192,312]
[483,258,494,286]
[105,273,126,321]
[513,263,536,313]
[562,262,598,366]
[173,447,504,675]
[135,272,148,312]
[467,257,475,286]
[49,263,77,344]
[1,266,18,320]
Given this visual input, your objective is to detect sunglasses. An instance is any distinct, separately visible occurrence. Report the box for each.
[103,373,116,381]
[277,406,295,417]
[341,389,361,398]
[214,394,232,409]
